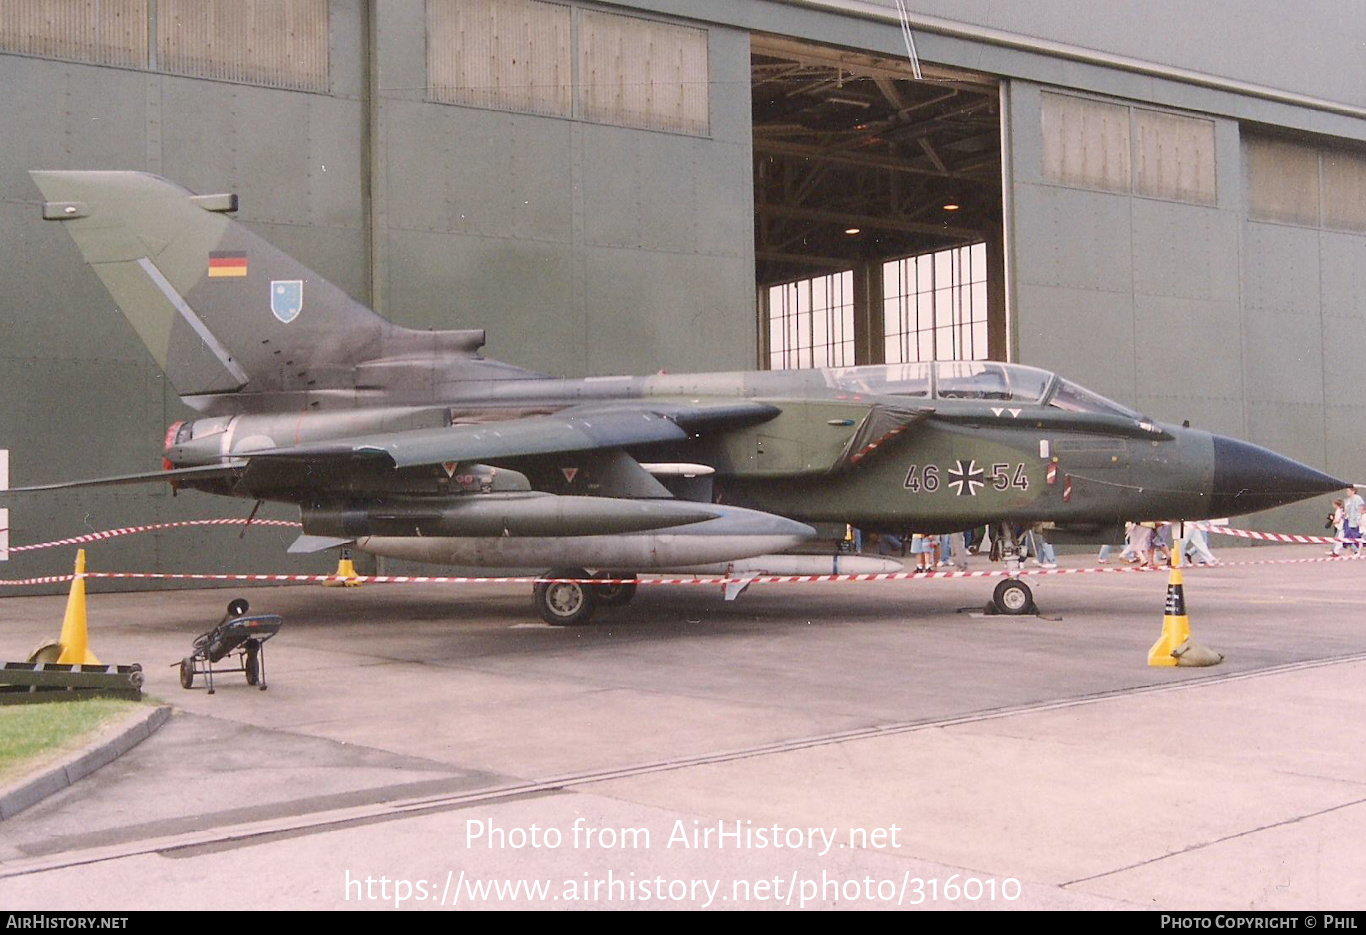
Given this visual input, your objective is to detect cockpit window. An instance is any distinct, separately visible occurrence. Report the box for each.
[933,362,1052,402]
[1047,379,1142,419]
[829,361,1056,402]
[828,363,931,398]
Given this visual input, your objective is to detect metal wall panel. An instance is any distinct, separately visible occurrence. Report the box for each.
[584,248,753,374]
[1013,76,1361,533]
[1130,198,1239,303]
[1012,183,1133,295]
[426,0,572,118]
[1241,221,1321,318]
[384,227,580,370]
[0,0,146,68]
[376,4,751,380]
[1012,283,1135,404]
[158,0,329,92]
[1319,232,1366,322]
[383,99,574,241]
[578,7,708,136]
[1014,84,1247,433]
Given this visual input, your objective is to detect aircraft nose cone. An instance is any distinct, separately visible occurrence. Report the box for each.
[1209,435,1346,515]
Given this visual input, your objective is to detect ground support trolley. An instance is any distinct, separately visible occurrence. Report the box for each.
[179,599,282,694]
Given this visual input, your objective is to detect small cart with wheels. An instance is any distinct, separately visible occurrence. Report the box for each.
[178,598,283,694]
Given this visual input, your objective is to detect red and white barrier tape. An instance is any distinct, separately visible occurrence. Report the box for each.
[2,518,1363,588]
[5,518,300,553]
[1201,523,1361,547]
[2,552,1361,589]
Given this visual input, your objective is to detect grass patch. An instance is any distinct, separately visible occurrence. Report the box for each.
[0,698,142,785]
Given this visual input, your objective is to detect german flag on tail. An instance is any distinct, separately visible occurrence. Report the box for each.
[208,251,247,278]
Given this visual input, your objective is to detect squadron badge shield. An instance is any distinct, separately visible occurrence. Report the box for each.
[270,280,303,323]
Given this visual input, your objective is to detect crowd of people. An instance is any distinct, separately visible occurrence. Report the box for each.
[853,520,1222,570]
[857,522,1066,572]
[848,485,1366,569]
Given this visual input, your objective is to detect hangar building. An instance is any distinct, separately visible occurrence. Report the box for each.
[2,1,1363,583]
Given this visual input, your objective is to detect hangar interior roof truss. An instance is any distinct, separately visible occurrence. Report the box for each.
[751,35,1002,285]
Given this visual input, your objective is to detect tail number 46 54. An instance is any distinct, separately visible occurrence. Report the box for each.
[904,463,1029,493]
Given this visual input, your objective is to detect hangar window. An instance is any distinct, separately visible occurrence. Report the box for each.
[427,1,709,136]
[578,9,709,136]
[158,0,329,92]
[883,244,988,364]
[1247,136,1366,233]
[766,271,855,369]
[427,0,572,118]
[1042,92,1216,206]
[1323,148,1366,233]
[1041,93,1131,194]
[1247,136,1320,227]
[1134,110,1216,205]
[0,0,147,68]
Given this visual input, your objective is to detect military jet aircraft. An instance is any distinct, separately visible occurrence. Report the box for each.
[6,171,1345,623]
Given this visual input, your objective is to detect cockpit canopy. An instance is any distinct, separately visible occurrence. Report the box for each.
[826,361,1142,420]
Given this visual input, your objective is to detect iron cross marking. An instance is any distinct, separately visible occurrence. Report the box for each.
[947,459,985,496]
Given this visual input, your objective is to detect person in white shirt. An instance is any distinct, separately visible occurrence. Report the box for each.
[1345,486,1364,555]
[1183,522,1220,565]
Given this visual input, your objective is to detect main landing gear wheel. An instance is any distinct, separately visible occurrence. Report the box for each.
[593,574,638,607]
[992,579,1034,616]
[534,568,597,626]
[179,657,195,689]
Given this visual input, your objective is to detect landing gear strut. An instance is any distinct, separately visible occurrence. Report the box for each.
[593,574,638,607]
[533,568,597,626]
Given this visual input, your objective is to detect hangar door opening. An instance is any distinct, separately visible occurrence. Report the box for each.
[752,36,1005,370]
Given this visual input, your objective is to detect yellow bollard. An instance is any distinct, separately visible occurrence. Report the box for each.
[321,547,363,588]
[55,549,101,665]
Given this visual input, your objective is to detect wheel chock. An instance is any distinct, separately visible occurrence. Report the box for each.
[1148,562,1220,667]
[27,638,61,664]
[1172,639,1224,667]
[55,549,101,665]
[321,547,363,588]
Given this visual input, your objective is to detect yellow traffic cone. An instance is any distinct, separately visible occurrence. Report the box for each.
[1148,553,1222,667]
[322,547,363,588]
[1147,561,1190,667]
[55,549,101,665]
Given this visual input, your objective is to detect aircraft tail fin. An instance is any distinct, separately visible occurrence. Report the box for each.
[30,170,512,402]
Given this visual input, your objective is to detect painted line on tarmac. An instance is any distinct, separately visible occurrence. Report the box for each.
[4,650,1366,880]
[1063,793,1366,889]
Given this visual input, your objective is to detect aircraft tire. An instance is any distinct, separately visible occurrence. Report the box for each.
[179,657,195,690]
[992,579,1034,615]
[593,575,638,607]
[534,568,598,626]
